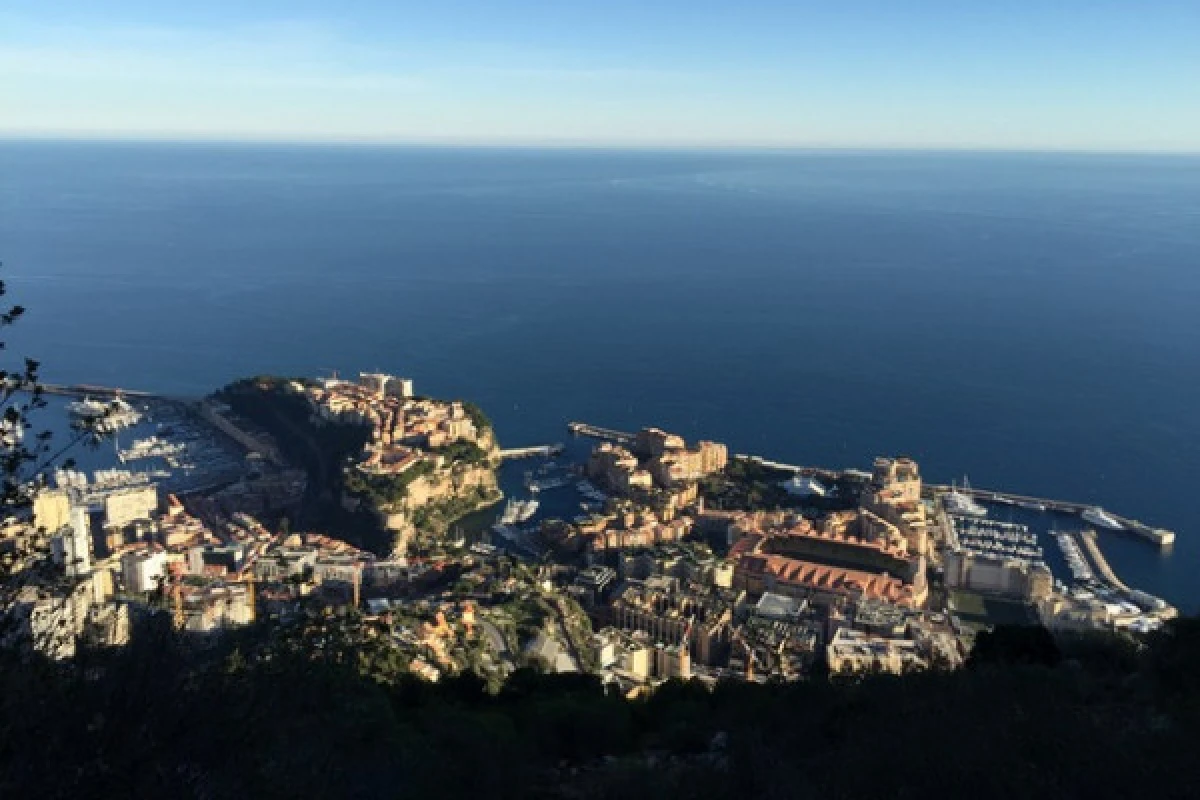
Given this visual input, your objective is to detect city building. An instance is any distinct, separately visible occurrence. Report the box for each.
[944,549,1053,601]
[654,642,692,680]
[726,510,927,607]
[33,488,71,533]
[176,582,255,633]
[573,565,617,606]
[608,577,734,666]
[121,548,169,593]
[50,506,92,578]
[104,485,159,529]
[860,456,929,556]
[826,627,926,675]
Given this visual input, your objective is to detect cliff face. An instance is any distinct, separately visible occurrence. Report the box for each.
[404,464,498,509]
[374,463,501,558]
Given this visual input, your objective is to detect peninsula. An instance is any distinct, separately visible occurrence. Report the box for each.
[3,370,1178,689]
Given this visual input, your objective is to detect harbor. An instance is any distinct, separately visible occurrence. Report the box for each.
[33,389,251,500]
[931,483,1175,548]
[1052,529,1176,626]
[567,419,1179,552]
[949,517,1046,569]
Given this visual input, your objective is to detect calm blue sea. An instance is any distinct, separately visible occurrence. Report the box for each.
[2,141,1199,609]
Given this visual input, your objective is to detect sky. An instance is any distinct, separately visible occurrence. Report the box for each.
[1,1,1198,150]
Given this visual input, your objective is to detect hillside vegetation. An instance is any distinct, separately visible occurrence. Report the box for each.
[4,616,1200,799]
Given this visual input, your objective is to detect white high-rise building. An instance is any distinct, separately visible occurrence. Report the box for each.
[51,505,92,578]
[121,550,169,594]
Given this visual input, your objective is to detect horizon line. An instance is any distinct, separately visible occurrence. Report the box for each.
[2,132,1199,157]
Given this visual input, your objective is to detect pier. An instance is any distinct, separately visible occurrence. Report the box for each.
[1073,530,1176,618]
[566,422,636,445]
[1074,530,1129,593]
[499,444,565,460]
[30,381,277,473]
[929,483,1176,548]
[39,382,171,400]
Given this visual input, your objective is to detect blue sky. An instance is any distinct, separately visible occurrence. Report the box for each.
[2,1,1198,149]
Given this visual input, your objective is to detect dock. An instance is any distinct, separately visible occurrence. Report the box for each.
[499,444,565,460]
[39,382,172,400]
[566,422,636,445]
[1074,529,1129,593]
[1073,529,1177,618]
[930,483,1176,548]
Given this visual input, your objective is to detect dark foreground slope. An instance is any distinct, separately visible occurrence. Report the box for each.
[4,618,1200,800]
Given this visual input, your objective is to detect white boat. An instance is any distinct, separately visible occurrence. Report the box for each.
[782,475,828,497]
[944,478,987,517]
[1082,507,1123,530]
[497,497,539,527]
[68,395,142,432]
[515,497,539,523]
[67,396,111,419]
[529,475,571,492]
[1017,500,1047,512]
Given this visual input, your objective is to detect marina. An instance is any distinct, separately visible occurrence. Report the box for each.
[1053,528,1176,623]
[944,479,988,517]
[576,480,609,504]
[949,516,1045,568]
[496,497,539,527]
[933,484,1176,548]
[1055,531,1095,585]
[67,395,143,432]
[35,389,250,500]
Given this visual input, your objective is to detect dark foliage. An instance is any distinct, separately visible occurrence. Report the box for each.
[3,617,1200,798]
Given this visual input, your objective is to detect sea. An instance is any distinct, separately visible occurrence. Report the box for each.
[1,141,1198,609]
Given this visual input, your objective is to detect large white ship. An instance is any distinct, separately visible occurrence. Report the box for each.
[1081,506,1124,530]
[943,478,987,517]
[119,435,186,462]
[67,395,142,432]
[497,497,539,527]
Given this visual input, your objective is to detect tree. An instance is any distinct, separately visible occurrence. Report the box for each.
[0,264,113,652]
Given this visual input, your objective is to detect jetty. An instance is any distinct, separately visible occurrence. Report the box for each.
[39,382,168,400]
[1075,529,1129,592]
[567,422,636,445]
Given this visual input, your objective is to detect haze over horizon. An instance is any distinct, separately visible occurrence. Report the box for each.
[2,1,1199,152]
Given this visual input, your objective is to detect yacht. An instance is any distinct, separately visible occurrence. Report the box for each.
[528,475,571,492]
[514,497,539,523]
[944,479,987,517]
[497,497,539,527]
[1081,507,1124,530]
[68,395,142,432]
